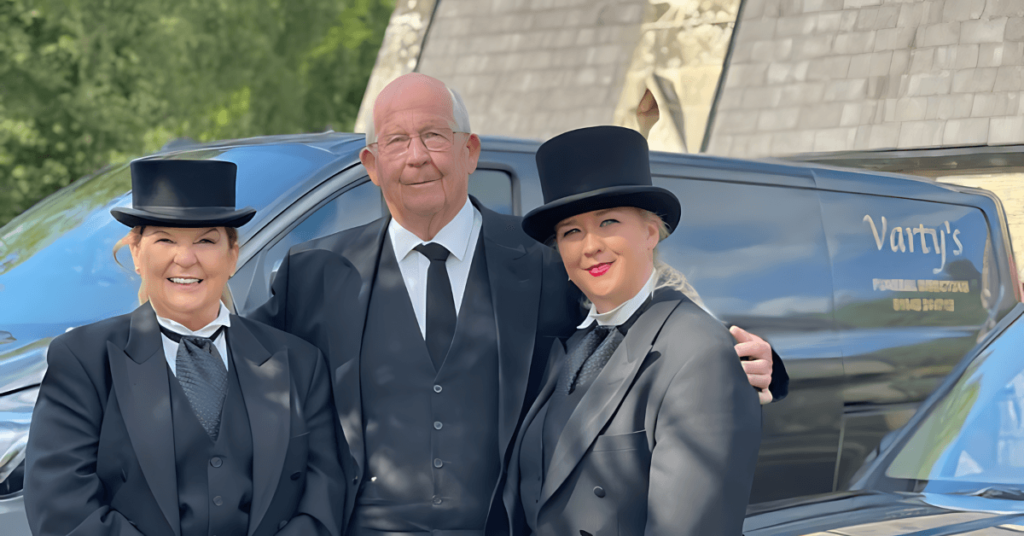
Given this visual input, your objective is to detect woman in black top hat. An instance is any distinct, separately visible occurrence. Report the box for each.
[498,127,761,536]
[24,160,345,536]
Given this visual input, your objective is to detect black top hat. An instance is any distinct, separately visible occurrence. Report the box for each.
[111,159,256,228]
[521,126,681,244]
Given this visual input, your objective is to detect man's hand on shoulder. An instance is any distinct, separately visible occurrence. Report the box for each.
[730,325,773,405]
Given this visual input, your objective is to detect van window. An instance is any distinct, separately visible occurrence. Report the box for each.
[469,169,513,215]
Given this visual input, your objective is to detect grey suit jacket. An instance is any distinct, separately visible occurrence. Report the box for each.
[499,294,762,536]
[24,303,345,536]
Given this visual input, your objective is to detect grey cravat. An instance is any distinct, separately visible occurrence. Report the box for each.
[162,325,228,441]
[561,326,624,394]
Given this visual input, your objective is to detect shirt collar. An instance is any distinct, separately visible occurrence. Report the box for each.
[389,197,476,262]
[578,270,658,329]
[156,302,231,338]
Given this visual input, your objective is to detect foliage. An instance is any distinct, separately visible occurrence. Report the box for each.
[0,0,394,226]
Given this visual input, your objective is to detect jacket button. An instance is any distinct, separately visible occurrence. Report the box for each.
[434,421,443,430]
[432,495,443,505]
[291,471,302,481]
[433,458,444,468]
[213,495,223,506]
[433,384,442,393]
[210,457,223,468]
[593,486,606,498]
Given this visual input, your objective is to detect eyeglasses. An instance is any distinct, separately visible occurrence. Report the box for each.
[370,128,465,157]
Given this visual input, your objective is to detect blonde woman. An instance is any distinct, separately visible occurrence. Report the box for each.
[24,160,345,536]
[499,127,761,535]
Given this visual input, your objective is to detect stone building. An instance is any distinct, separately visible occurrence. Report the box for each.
[355,0,741,153]
[356,0,1024,276]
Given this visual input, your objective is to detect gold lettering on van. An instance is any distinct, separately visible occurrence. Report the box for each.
[893,298,955,312]
[863,216,964,274]
[873,279,970,293]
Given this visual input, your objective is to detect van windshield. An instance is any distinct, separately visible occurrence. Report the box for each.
[0,143,337,356]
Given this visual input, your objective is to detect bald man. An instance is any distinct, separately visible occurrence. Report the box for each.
[250,73,786,535]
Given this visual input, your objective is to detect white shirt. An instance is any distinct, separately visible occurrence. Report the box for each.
[157,303,232,376]
[388,198,483,339]
[578,271,658,329]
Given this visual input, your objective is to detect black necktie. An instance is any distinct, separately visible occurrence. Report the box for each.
[161,325,228,441]
[561,325,624,394]
[414,243,456,371]
[561,296,651,393]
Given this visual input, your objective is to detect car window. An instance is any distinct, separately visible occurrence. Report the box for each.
[231,180,382,313]
[886,313,1024,486]
[469,169,513,215]
[651,176,835,328]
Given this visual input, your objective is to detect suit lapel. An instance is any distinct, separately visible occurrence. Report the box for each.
[226,318,284,536]
[477,201,542,460]
[329,217,388,475]
[539,300,682,509]
[107,303,181,536]
[504,338,566,529]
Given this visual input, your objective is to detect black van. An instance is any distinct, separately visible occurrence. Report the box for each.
[0,133,1017,528]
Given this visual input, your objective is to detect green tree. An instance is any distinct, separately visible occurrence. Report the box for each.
[0,0,394,226]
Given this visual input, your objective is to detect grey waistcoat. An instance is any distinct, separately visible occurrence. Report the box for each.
[169,348,254,536]
[352,235,501,536]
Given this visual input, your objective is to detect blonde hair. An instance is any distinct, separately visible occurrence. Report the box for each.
[642,210,705,309]
[113,226,239,308]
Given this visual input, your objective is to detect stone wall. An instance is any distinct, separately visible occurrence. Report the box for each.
[614,0,741,152]
[412,0,648,141]
[358,0,741,150]
[707,0,1024,158]
[354,0,439,135]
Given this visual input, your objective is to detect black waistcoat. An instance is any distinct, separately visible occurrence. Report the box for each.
[169,346,254,536]
[353,234,500,535]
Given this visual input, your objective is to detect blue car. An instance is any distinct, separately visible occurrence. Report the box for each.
[1,132,1020,532]
[744,301,1024,535]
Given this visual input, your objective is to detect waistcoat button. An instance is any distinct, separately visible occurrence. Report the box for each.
[432,495,443,505]
[210,457,223,468]
[593,486,606,498]
[433,458,444,468]
[434,421,443,430]
[433,384,442,393]
[213,495,223,506]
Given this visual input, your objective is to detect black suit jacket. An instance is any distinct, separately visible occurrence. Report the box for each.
[500,293,762,536]
[24,303,345,536]
[248,198,581,528]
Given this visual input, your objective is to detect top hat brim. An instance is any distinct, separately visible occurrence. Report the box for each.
[110,206,256,229]
[521,185,681,244]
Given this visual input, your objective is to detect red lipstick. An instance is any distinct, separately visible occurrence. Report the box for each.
[588,263,611,276]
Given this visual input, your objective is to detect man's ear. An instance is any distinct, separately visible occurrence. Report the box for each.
[464,133,481,174]
[359,147,380,186]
